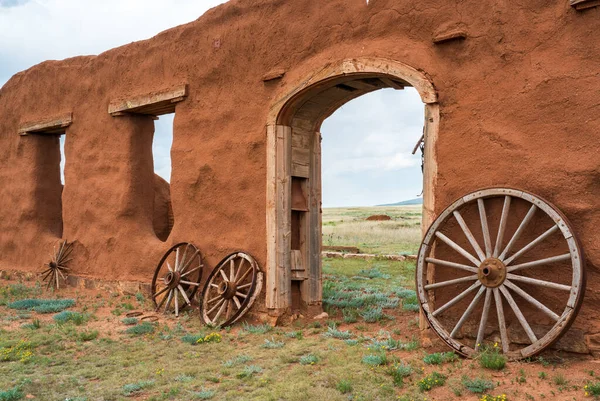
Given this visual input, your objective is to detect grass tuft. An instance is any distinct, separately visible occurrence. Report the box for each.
[223,355,253,368]
[336,379,353,394]
[361,353,387,366]
[53,311,88,325]
[0,387,23,401]
[478,345,506,370]
[125,322,156,336]
[417,371,446,392]
[462,376,495,394]
[323,325,353,340]
[261,337,284,349]
[8,298,75,313]
[190,389,216,399]
[242,323,272,334]
[423,352,458,365]
[237,365,263,378]
[388,362,413,387]
[122,380,154,396]
[299,354,319,365]
[121,317,138,326]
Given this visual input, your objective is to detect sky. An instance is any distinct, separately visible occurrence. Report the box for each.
[0,0,425,207]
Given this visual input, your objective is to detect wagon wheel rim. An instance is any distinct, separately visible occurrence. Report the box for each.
[151,242,204,317]
[200,252,263,327]
[417,188,585,360]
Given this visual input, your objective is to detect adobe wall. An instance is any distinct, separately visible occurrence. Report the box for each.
[0,0,599,341]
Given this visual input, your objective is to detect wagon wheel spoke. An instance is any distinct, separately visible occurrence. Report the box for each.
[493,288,510,353]
[424,275,478,290]
[201,252,263,327]
[432,282,481,317]
[504,225,559,265]
[151,243,204,316]
[506,253,571,273]
[417,188,585,360]
[498,204,537,260]
[450,285,486,338]
[499,285,537,343]
[453,210,485,261]
[505,273,571,291]
[435,232,481,266]
[475,288,492,350]
[504,280,559,321]
[477,199,493,258]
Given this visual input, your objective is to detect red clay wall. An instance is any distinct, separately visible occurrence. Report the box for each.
[0,0,599,342]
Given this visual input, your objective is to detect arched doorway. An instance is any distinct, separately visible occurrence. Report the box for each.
[265,58,439,312]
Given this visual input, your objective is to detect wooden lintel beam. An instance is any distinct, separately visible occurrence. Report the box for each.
[433,30,467,44]
[18,112,73,136]
[345,79,380,91]
[109,84,188,116]
[571,0,600,9]
[379,77,405,90]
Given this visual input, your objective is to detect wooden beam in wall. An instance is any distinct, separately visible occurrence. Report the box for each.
[571,0,600,9]
[108,85,188,116]
[18,113,73,136]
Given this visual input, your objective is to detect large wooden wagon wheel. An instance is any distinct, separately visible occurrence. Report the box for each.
[417,188,585,360]
[152,243,204,317]
[200,252,263,327]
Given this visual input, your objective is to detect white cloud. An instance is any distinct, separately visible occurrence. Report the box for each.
[0,1,426,206]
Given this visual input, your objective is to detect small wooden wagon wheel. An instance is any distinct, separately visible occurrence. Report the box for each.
[152,242,203,317]
[42,240,73,290]
[200,252,263,327]
[417,188,585,360]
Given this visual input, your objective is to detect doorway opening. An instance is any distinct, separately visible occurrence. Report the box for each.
[266,59,439,313]
[152,113,175,242]
[320,87,425,258]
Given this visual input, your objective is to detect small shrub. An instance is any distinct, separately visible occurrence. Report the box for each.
[196,332,221,344]
[175,374,194,383]
[261,337,284,349]
[181,334,205,345]
[122,380,154,396]
[125,322,156,336]
[538,372,547,379]
[585,382,600,397]
[388,362,413,387]
[285,331,303,340]
[343,308,359,323]
[478,345,506,370]
[242,323,272,334]
[553,373,568,386]
[417,372,446,392]
[237,365,262,378]
[135,292,145,304]
[479,395,507,401]
[0,386,23,401]
[462,376,494,394]
[323,326,353,340]
[191,389,216,399]
[78,330,98,342]
[336,379,353,394]
[8,298,75,313]
[21,318,41,330]
[121,317,138,326]
[299,354,319,365]
[423,352,458,365]
[53,311,88,325]
[345,339,359,346]
[222,355,253,368]
[360,307,385,323]
[394,288,417,299]
[0,340,33,363]
[361,353,387,366]
[357,268,390,279]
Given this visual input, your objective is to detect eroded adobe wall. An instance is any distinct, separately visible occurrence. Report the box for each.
[0,0,599,341]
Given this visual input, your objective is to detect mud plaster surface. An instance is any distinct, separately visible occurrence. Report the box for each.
[0,0,599,337]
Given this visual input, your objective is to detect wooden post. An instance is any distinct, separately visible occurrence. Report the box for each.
[266,125,292,311]
[420,103,439,331]
[305,131,322,305]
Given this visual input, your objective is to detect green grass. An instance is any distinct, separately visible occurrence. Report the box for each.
[336,379,353,394]
[417,372,446,392]
[7,298,75,313]
[53,311,88,325]
[0,387,23,401]
[361,353,387,366]
[423,352,458,365]
[122,380,155,396]
[462,376,495,393]
[125,322,156,336]
[388,362,413,387]
[261,337,284,349]
[478,346,507,370]
[299,354,319,365]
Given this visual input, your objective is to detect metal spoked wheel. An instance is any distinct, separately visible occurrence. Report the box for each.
[152,242,204,317]
[417,188,585,360]
[200,252,263,327]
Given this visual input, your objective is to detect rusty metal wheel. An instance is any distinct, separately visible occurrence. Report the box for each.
[417,188,585,360]
[200,252,263,327]
[152,242,204,317]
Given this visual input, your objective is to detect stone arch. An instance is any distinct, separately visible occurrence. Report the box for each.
[265,57,440,312]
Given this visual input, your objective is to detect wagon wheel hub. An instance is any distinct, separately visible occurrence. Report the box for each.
[163,271,181,288]
[478,258,506,288]
[217,281,237,299]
